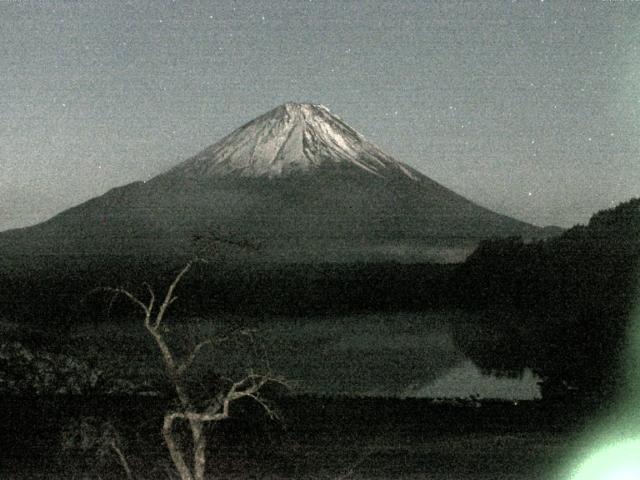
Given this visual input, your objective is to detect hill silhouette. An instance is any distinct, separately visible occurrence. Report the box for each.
[450,198,640,402]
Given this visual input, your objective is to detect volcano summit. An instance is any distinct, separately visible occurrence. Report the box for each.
[169,102,422,181]
[0,103,549,261]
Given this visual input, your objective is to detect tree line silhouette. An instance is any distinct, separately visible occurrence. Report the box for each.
[449,198,639,402]
[1,198,638,402]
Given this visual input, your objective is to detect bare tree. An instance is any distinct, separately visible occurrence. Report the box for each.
[104,258,285,480]
[61,417,135,480]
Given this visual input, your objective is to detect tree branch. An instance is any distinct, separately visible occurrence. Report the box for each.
[192,232,261,256]
[245,393,279,420]
[334,450,373,480]
[156,261,194,329]
[101,287,150,317]
[166,372,286,424]
[176,338,217,376]
[109,440,135,480]
[95,252,285,480]
[143,282,156,324]
[163,415,194,480]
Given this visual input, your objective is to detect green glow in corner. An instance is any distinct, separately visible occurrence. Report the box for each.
[565,268,640,479]
[570,440,640,480]
[621,283,640,421]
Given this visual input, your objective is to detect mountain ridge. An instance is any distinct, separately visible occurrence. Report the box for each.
[0,103,553,262]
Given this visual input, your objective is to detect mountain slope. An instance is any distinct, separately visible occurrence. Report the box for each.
[0,103,549,262]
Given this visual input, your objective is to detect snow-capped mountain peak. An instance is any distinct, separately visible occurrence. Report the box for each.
[168,103,422,181]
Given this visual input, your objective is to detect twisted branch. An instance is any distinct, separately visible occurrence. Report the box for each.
[96,254,284,480]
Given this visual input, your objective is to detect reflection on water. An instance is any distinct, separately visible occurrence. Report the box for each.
[228,311,542,399]
[69,310,542,400]
[406,360,541,400]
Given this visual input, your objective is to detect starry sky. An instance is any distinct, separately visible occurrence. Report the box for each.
[1,0,639,232]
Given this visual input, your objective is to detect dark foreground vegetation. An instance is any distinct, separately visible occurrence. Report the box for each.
[451,198,639,401]
[0,198,638,478]
[0,393,586,480]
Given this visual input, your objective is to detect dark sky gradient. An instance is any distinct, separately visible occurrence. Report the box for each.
[2,0,639,231]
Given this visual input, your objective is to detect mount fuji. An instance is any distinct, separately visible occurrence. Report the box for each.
[170,102,424,181]
[0,103,551,262]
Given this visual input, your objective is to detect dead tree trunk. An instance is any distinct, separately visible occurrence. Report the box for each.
[107,260,283,480]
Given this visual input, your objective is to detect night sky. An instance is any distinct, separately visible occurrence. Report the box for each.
[2,0,639,232]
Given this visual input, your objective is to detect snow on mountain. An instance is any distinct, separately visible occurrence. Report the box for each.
[0,102,549,260]
[168,103,422,181]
